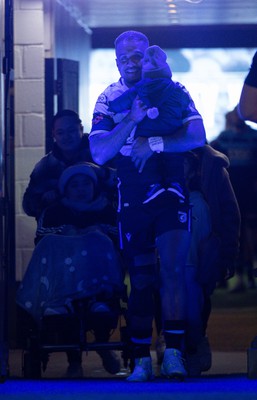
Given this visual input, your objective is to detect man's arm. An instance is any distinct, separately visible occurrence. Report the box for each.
[90,97,147,165]
[131,119,206,173]
[162,118,206,152]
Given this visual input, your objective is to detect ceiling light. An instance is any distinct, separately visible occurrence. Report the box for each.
[184,0,204,3]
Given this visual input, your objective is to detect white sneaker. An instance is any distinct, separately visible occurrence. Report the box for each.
[161,348,187,380]
[127,357,154,382]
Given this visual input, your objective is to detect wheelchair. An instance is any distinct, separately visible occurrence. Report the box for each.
[18,289,132,379]
[16,233,132,378]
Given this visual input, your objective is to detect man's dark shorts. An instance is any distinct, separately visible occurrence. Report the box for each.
[118,191,191,257]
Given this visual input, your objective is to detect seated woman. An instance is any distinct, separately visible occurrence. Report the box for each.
[16,162,125,377]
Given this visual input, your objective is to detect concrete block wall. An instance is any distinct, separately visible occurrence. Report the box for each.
[14,0,45,281]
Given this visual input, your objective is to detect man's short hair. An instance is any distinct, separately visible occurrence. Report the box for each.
[114,30,149,53]
[52,109,82,129]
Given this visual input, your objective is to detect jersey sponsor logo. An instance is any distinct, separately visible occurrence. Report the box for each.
[96,93,108,104]
[178,211,188,224]
[125,232,132,242]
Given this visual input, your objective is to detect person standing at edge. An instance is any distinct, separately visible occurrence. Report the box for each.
[238,51,257,123]
[89,31,206,382]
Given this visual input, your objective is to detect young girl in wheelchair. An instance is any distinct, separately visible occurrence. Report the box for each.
[17,162,126,377]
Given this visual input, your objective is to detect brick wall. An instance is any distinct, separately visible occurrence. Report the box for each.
[14,0,45,281]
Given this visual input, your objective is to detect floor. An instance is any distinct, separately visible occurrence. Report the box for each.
[5,283,257,380]
[2,350,257,400]
[7,348,248,379]
[2,280,257,400]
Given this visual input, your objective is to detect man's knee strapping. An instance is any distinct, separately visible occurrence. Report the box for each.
[129,263,158,290]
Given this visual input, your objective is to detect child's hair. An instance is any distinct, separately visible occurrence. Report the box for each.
[58,163,98,195]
